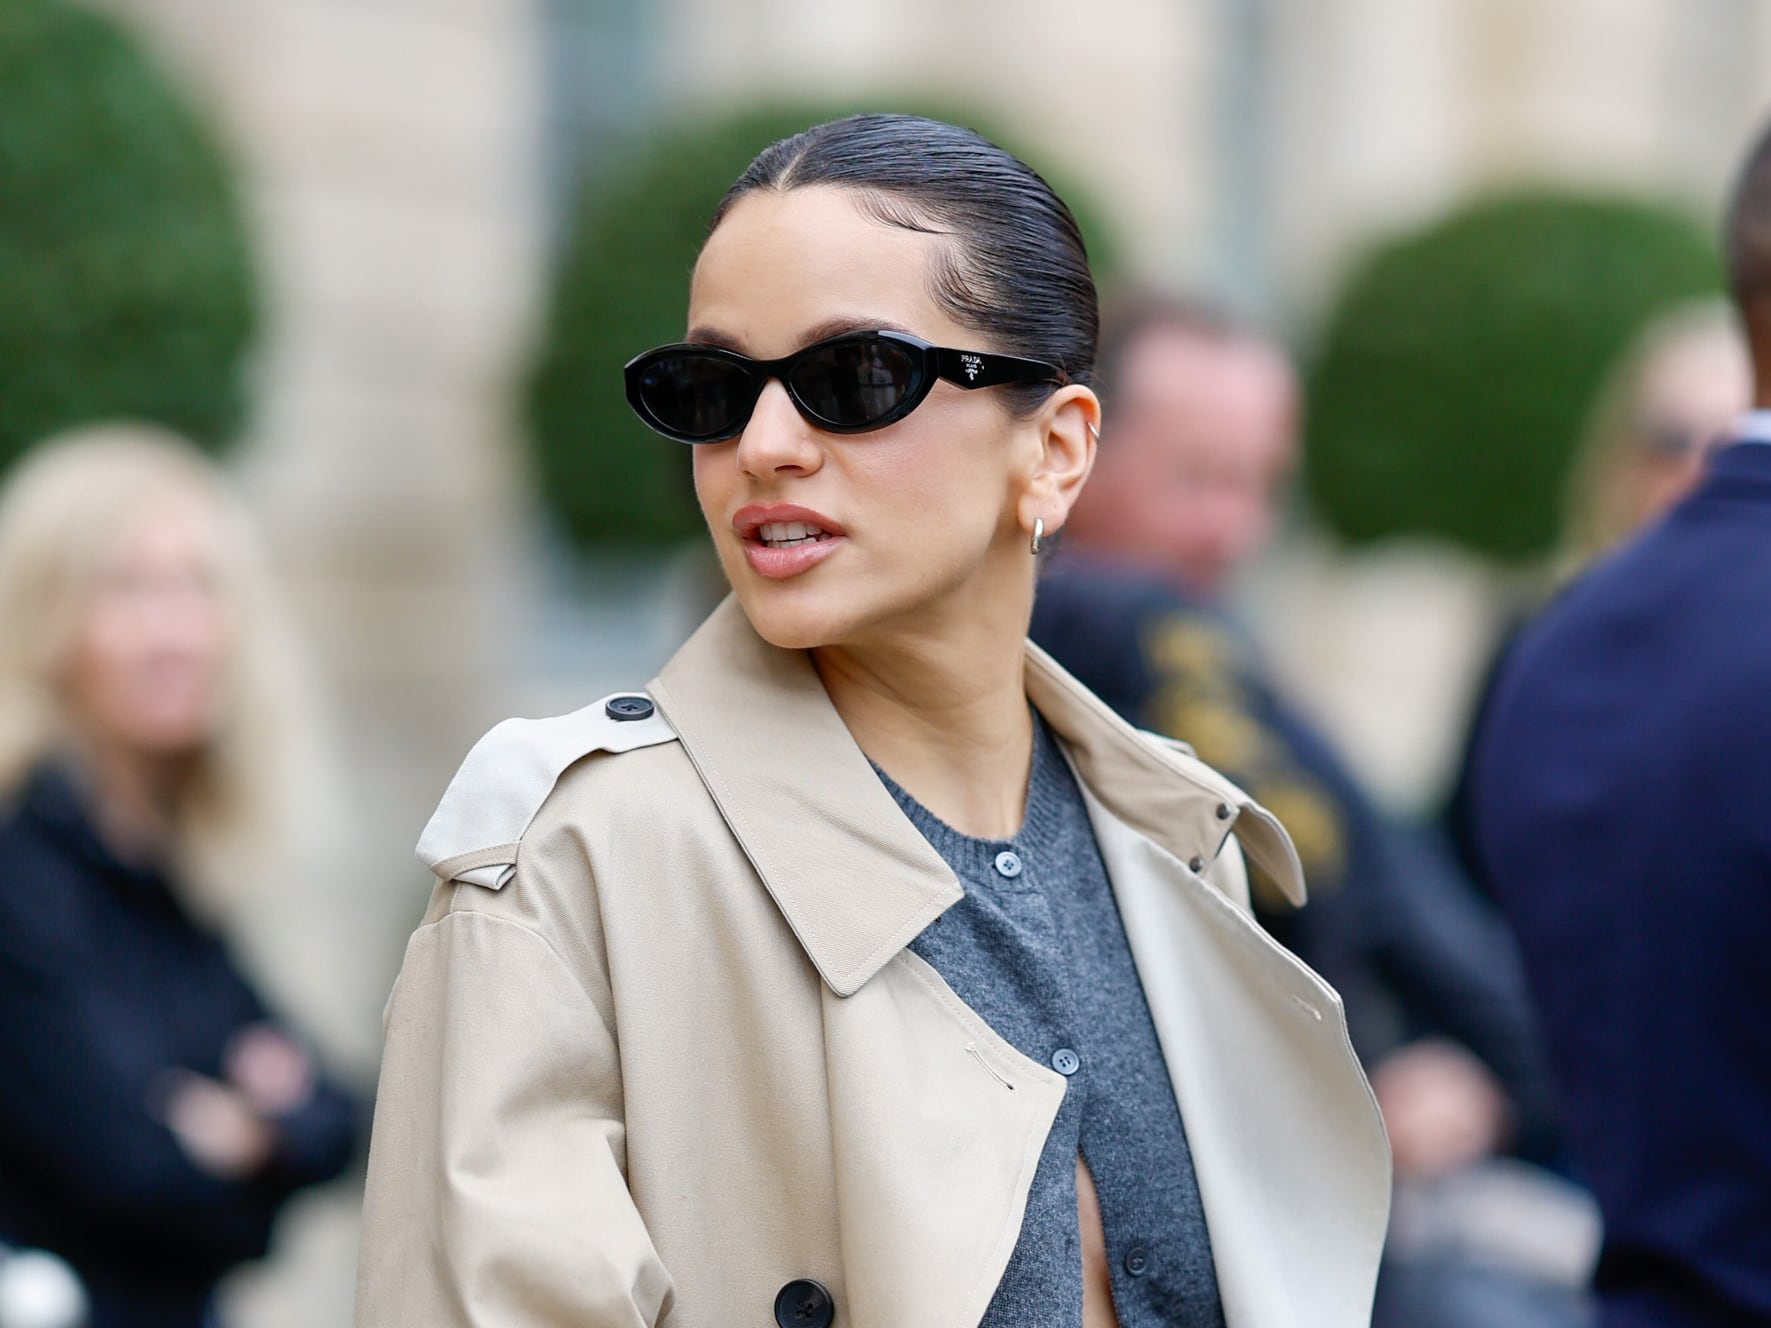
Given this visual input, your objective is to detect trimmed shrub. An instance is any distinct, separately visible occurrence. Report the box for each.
[0,0,257,469]
[1304,191,1721,561]
[528,102,1117,549]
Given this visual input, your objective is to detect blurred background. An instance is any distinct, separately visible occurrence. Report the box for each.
[3,0,1770,1322]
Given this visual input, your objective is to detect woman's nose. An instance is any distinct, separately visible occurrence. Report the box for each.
[736,380,823,477]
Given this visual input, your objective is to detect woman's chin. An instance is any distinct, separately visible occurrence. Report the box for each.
[731,584,856,652]
[740,604,842,652]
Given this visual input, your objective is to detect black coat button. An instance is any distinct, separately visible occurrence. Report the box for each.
[605,694,655,722]
[774,1278,835,1328]
[1188,855,1206,873]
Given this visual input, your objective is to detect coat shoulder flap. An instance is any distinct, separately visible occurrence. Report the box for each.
[414,692,678,890]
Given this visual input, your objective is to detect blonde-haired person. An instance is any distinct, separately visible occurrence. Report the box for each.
[1562,300,1752,570]
[0,425,360,1328]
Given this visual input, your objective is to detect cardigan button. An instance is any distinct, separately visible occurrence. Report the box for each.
[774,1278,835,1328]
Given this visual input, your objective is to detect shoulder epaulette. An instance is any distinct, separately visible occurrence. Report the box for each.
[415,693,677,889]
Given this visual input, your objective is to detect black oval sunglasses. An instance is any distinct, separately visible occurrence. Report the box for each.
[623,329,1065,445]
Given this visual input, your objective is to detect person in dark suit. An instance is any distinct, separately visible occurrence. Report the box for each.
[0,427,360,1328]
[1035,297,1557,1159]
[1465,121,1771,1328]
[1034,296,1585,1327]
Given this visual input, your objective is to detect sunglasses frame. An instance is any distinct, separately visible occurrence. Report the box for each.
[623,328,1066,444]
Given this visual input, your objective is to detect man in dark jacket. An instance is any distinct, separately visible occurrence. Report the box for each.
[1036,298,1553,1148]
[1466,121,1771,1328]
[1034,296,1581,1327]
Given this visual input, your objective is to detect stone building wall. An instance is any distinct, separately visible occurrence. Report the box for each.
[1264,0,1771,318]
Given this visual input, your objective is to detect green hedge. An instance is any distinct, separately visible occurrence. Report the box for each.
[1303,191,1721,561]
[528,103,1117,549]
[0,0,256,469]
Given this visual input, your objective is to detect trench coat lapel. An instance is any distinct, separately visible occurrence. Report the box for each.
[1081,792,1391,1327]
[1025,638,1387,1324]
[1034,651,1388,1324]
[650,596,962,997]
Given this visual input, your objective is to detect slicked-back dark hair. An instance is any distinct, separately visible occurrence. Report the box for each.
[706,113,1098,414]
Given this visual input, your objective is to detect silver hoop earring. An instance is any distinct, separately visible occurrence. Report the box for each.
[1087,422,1100,443]
[1030,516,1046,557]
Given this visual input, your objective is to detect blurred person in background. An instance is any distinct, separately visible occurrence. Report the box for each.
[1560,299,1751,571]
[1032,296,1589,1328]
[0,427,361,1328]
[1055,298,1296,599]
[1447,301,1749,900]
[1464,122,1771,1328]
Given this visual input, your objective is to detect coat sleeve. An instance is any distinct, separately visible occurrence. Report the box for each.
[354,905,675,1327]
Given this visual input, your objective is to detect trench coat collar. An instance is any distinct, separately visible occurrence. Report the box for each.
[649,595,1304,997]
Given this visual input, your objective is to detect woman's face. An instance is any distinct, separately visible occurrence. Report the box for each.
[61,486,232,760]
[687,185,1054,652]
[1622,331,1753,531]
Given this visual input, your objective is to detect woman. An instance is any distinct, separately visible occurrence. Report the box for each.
[0,426,360,1328]
[357,115,1388,1328]
[1560,300,1751,570]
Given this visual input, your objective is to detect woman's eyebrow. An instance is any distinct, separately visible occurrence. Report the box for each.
[684,315,920,353]
[798,314,919,343]
[685,326,744,350]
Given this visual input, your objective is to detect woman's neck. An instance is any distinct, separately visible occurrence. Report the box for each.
[63,735,189,864]
[813,611,1035,840]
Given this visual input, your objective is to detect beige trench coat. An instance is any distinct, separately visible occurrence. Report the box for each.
[355,597,1390,1328]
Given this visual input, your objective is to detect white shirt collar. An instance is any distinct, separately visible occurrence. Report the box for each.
[1735,410,1771,445]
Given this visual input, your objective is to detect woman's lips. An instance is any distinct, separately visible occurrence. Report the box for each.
[742,534,844,579]
[733,504,846,580]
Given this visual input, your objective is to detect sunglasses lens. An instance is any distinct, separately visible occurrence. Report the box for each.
[790,337,919,429]
[636,353,758,440]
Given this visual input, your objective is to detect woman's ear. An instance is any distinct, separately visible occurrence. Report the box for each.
[1018,385,1100,539]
